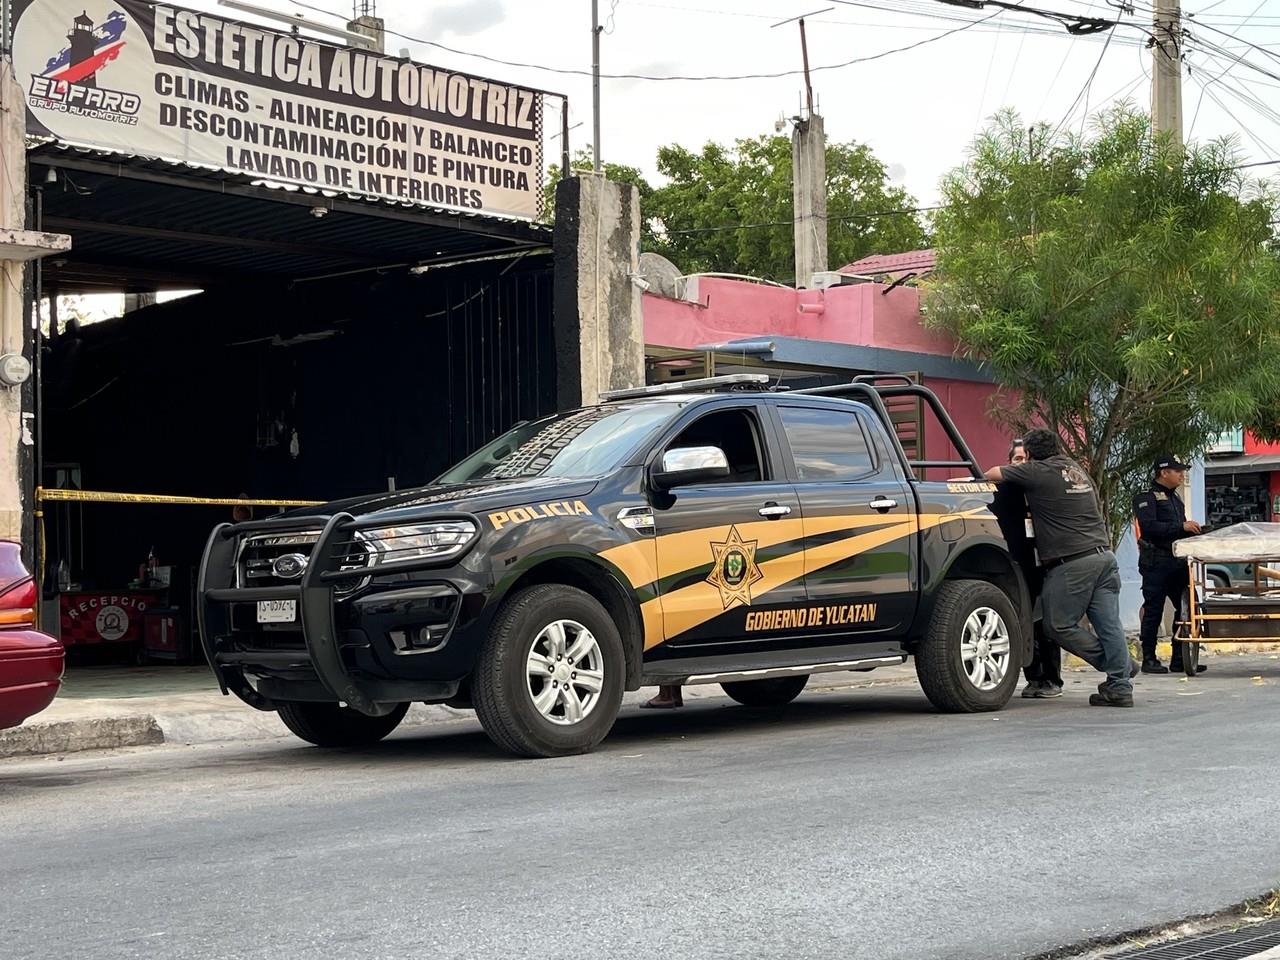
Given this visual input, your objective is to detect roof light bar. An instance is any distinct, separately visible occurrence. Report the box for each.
[600,374,771,402]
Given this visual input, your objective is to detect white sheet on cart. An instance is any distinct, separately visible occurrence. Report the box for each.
[1173,522,1280,562]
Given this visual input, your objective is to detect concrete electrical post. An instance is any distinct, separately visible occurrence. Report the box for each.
[792,113,827,288]
[1151,0,1183,145]
[0,60,70,546]
[347,0,385,53]
[775,11,829,288]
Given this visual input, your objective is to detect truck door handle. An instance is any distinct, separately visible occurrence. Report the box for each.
[869,497,898,512]
[758,503,792,519]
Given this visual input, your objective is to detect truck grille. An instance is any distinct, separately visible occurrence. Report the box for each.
[237,531,371,596]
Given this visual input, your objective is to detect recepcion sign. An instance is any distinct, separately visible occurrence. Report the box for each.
[14,0,545,219]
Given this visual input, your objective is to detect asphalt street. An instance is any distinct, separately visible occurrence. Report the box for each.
[4,659,1279,960]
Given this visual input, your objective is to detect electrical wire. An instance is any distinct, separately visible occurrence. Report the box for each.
[1078,26,1117,133]
[1189,71,1280,156]
[1185,31,1280,82]
[1050,26,1118,139]
[286,0,1000,81]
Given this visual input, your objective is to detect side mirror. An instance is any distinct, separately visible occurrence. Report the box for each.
[652,445,730,490]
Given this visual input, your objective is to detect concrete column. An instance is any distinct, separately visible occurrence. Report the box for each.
[346,15,386,54]
[0,60,70,545]
[552,174,644,408]
[792,112,827,288]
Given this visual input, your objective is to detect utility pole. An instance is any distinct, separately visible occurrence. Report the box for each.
[347,0,385,53]
[773,9,830,288]
[591,0,601,172]
[1151,0,1183,144]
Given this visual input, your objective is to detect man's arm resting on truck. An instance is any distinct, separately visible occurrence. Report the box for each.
[984,465,1006,483]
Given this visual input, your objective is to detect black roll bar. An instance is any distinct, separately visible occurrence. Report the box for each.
[794,379,984,480]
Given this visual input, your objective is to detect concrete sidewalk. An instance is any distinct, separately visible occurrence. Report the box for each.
[5,646,1276,760]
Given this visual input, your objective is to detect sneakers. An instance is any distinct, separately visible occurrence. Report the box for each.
[1021,681,1064,699]
[1089,688,1134,708]
[1141,658,1169,674]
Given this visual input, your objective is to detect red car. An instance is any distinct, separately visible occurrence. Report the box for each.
[0,541,64,730]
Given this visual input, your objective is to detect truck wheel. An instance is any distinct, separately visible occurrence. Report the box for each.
[915,579,1021,712]
[721,675,808,707]
[473,584,625,758]
[276,701,409,747]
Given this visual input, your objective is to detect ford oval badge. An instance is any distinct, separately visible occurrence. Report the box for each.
[272,553,308,579]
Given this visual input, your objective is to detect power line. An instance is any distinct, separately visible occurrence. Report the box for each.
[287,0,998,81]
[663,204,946,237]
[1051,26,1117,138]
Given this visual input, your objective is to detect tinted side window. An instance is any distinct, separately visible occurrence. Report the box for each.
[779,406,876,481]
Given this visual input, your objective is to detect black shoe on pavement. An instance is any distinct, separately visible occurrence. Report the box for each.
[1170,662,1208,674]
[1020,681,1045,699]
[1141,659,1169,674]
[1089,689,1134,707]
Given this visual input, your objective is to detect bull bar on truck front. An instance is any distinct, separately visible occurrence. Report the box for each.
[198,512,463,718]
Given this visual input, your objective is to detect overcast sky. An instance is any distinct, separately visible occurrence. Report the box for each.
[323,0,1279,208]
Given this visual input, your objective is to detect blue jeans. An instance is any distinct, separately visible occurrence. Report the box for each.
[1040,550,1133,694]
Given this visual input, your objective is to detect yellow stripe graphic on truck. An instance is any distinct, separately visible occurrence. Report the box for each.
[599,508,990,650]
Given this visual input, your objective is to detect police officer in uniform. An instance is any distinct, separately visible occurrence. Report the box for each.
[1134,455,1206,674]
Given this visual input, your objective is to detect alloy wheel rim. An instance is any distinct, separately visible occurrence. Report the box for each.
[959,606,1011,692]
[526,619,604,726]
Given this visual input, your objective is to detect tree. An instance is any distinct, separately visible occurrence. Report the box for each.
[648,135,926,283]
[925,107,1280,541]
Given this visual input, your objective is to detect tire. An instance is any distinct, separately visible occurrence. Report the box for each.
[915,579,1022,712]
[472,584,625,758]
[721,675,809,707]
[1174,589,1200,677]
[276,701,409,747]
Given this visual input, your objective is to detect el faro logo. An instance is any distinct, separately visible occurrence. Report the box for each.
[27,7,141,124]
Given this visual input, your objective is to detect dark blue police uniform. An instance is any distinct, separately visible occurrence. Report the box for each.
[1133,456,1196,672]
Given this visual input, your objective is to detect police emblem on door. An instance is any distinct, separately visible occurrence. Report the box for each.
[706,525,764,609]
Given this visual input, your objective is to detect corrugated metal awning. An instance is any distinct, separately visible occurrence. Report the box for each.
[28,142,551,292]
[1205,454,1280,474]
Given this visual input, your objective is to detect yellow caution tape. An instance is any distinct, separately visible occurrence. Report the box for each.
[36,487,324,508]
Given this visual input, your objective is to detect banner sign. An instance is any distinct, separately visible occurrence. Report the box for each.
[14,0,545,220]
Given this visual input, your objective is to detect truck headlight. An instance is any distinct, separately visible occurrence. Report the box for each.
[360,520,478,565]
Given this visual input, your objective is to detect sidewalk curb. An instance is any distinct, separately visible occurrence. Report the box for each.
[0,715,164,759]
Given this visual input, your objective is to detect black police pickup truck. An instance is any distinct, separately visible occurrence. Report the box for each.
[199,375,1032,758]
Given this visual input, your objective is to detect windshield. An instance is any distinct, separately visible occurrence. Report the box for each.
[435,404,675,484]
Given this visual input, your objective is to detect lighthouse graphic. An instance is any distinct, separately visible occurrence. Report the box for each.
[41,8,129,88]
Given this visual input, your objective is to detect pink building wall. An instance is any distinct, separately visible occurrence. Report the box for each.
[642,278,955,356]
[641,277,1013,471]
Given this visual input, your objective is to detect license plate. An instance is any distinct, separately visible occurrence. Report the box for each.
[257,599,297,624]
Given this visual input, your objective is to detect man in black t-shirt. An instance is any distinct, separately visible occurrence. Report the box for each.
[990,438,1062,698]
[985,429,1137,707]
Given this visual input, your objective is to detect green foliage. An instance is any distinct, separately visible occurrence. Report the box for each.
[648,135,926,283]
[926,107,1280,541]
[543,136,927,283]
